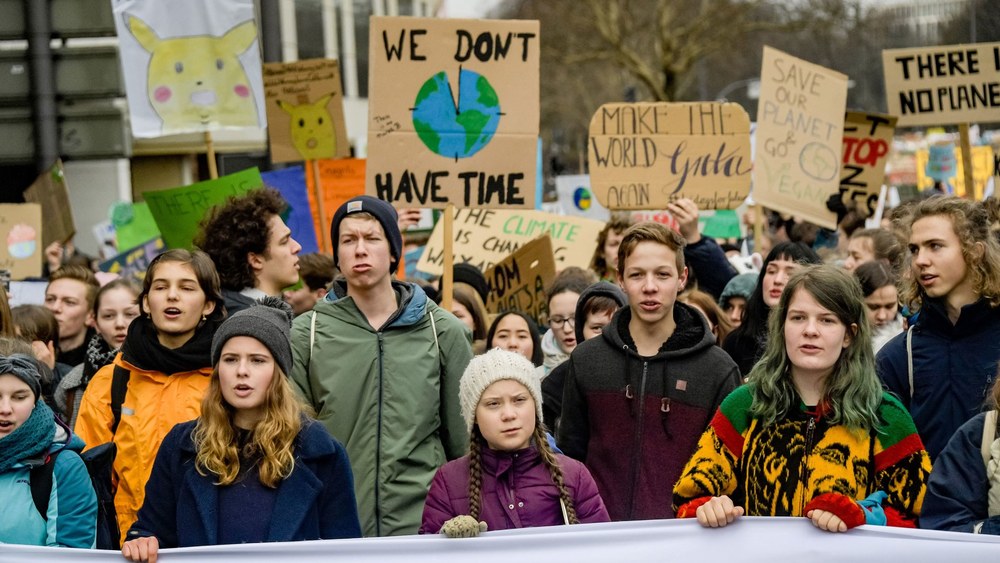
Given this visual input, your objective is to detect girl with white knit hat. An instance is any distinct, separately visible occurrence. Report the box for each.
[420,348,609,537]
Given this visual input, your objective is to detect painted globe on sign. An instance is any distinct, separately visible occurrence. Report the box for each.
[573,187,592,211]
[411,69,501,159]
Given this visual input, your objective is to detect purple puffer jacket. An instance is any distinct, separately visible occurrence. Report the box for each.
[420,443,610,534]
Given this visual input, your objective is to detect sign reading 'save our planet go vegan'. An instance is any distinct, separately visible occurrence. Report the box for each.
[588,102,752,210]
[366,16,539,209]
[416,208,602,276]
[754,46,848,231]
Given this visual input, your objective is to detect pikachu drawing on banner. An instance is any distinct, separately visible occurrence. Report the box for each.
[278,94,337,160]
[113,0,266,138]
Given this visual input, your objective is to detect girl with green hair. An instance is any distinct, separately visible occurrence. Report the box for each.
[674,264,930,532]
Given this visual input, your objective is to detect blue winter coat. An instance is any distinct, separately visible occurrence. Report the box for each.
[0,423,97,548]
[876,298,1000,459]
[128,419,361,547]
[921,412,1000,534]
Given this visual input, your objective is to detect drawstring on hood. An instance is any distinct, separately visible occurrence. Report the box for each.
[611,303,712,424]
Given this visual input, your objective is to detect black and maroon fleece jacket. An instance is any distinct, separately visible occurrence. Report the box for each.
[557,302,741,521]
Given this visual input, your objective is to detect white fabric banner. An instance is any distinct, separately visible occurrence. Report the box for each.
[2,518,999,562]
[112,0,267,138]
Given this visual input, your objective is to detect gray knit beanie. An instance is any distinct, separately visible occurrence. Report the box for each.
[459,348,543,433]
[211,296,294,375]
[0,354,43,400]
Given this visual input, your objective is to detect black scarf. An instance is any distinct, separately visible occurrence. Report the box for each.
[120,315,220,375]
[82,332,118,384]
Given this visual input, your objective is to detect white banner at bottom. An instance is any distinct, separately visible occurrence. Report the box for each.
[2,518,999,562]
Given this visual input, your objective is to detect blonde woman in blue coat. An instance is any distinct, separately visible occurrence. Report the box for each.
[121,299,360,563]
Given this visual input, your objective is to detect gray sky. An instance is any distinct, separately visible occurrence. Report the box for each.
[438,0,509,18]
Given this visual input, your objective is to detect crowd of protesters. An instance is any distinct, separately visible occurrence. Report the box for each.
[2,187,1000,559]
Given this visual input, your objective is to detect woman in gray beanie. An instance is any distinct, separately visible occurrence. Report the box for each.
[0,353,97,548]
[122,297,360,562]
[420,348,609,537]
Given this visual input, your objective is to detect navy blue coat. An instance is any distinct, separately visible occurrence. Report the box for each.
[684,237,737,301]
[876,298,1000,459]
[921,412,1000,534]
[128,419,361,547]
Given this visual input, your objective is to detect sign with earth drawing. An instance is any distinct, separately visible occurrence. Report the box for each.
[366,16,539,209]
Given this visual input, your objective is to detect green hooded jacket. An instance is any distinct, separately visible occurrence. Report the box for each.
[290,280,472,536]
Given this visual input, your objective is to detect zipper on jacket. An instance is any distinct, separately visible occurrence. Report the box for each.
[798,417,816,515]
[375,332,385,536]
[627,359,649,520]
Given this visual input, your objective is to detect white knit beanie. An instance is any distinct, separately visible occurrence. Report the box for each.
[459,348,544,433]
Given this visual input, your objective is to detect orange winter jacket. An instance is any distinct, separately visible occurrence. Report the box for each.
[74,352,212,543]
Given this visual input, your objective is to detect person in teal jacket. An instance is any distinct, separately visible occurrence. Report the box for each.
[291,196,473,537]
[0,353,97,548]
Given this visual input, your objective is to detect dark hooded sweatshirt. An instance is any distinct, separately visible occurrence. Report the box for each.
[542,282,627,433]
[558,302,741,521]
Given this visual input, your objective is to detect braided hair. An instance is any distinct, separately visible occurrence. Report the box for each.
[465,424,579,524]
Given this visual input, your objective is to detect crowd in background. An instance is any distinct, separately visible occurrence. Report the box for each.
[2,187,1000,560]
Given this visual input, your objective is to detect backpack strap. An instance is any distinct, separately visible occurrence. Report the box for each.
[29,450,62,521]
[110,364,131,435]
[905,325,915,401]
[982,410,998,467]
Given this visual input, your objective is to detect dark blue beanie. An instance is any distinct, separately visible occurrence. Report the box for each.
[330,196,402,273]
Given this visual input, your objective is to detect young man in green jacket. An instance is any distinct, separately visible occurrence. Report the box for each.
[290,196,473,537]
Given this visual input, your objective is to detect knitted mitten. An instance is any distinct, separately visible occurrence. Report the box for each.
[440,515,488,538]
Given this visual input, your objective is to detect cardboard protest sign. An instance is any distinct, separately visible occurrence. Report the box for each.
[145,167,263,250]
[916,145,995,200]
[23,160,74,248]
[113,202,162,251]
[0,204,42,279]
[264,58,350,163]
[588,102,752,210]
[926,144,958,182]
[417,208,602,276]
[839,112,897,216]
[701,210,742,240]
[555,175,609,222]
[98,238,165,283]
[754,46,848,230]
[484,235,556,327]
[113,0,266,137]
[305,158,366,248]
[261,166,320,254]
[366,17,539,208]
[883,42,1000,127]
[630,210,680,231]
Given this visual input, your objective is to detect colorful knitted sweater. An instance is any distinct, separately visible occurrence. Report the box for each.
[673,385,931,527]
